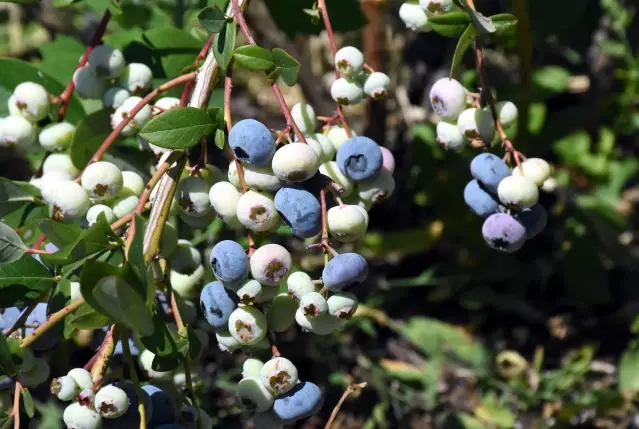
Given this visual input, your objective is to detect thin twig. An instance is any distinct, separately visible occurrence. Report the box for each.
[120,329,147,429]
[324,382,367,429]
[20,298,84,349]
[90,325,116,381]
[11,381,22,429]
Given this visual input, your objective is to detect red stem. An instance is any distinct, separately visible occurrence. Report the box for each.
[57,11,112,121]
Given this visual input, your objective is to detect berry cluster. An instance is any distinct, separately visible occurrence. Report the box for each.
[399,0,455,31]
[330,46,391,105]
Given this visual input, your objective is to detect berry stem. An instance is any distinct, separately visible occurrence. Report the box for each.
[120,328,147,429]
[324,382,368,429]
[11,381,22,429]
[19,297,85,349]
[23,247,53,255]
[90,324,116,381]
[363,63,375,73]
[56,10,112,121]
[229,0,307,144]
[319,188,337,260]
[268,330,281,357]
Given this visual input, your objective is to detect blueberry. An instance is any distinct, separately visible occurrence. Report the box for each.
[482,213,526,253]
[199,281,238,330]
[322,253,368,292]
[228,119,276,166]
[272,381,323,423]
[463,180,499,218]
[513,204,547,239]
[274,186,321,238]
[470,153,510,193]
[103,380,153,429]
[142,384,175,428]
[336,136,383,182]
[209,240,249,285]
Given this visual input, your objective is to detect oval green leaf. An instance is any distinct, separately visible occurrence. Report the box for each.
[70,109,113,169]
[213,21,237,71]
[450,25,476,79]
[139,107,216,149]
[0,222,26,264]
[271,48,300,86]
[428,12,471,38]
[198,6,227,34]
[490,13,518,37]
[233,45,274,72]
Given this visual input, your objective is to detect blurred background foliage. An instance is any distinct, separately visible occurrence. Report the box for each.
[1,0,639,428]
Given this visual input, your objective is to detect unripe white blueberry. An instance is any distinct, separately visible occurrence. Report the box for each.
[86,204,116,226]
[327,292,359,320]
[334,46,364,77]
[81,161,123,200]
[295,309,341,335]
[242,358,265,379]
[50,375,79,401]
[287,271,316,301]
[139,349,171,380]
[436,120,466,151]
[327,205,368,242]
[73,66,107,99]
[495,101,518,128]
[419,0,455,15]
[228,161,282,192]
[42,153,80,178]
[250,244,292,286]
[120,171,145,196]
[177,176,211,217]
[228,306,267,345]
[304,135,335,164]
[237,377,275,412]
[331,78,364,105]
[299,292,328,318]
[11,82,50,122]
[209,181,241,224]
[512,158,551,187]
[18,358,50,387]
[63,402,102,429]
[154,96,180,111]
[111,96,153,136]
[430,78,467,120]
[319,161,354,197]
[326,126,357,150]
[363,72,391,100]
[457,108,495,142]
[1,116,36,149]
[49,181,91,220]
[541,177,557,192]
[235,279,263,304]
[358,169,396,203]
[380,146,395,173]
[95,384,129,418]
[70,281,82,302]
[497,175,539,209]
[271,142,320,183]
[103,87,130,109]
[216,329,242,352]
[88,45,125,79]
[38,122,75,151]
[118,63,153,93]
[291,103,316,135]
[170,265,205,299]
[236,190,280,232]
[399,3,430,31]
[260,357,298,395]
[67,368,94,391]
[112,194,139,218]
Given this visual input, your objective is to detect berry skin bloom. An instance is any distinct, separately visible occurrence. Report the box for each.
[436,120,466,151]
[1,116,37,149]
[363,72,391,100]
[497,175,539,209]
[11,81,50,122]
[118,62,153,93]
[95,384,130,418]
[291,102,317,135]
[322,253,369,292]
[103,87,130,109]
[272,381,323,423]
[274,186,322,238]
[81,161,124,200]
[457,108,495,143]
[228,306,268,345]
[63,402,103,429]
[429,78,467,121]
[464,179,499,218]
[272,143,320,183]
[209,240,249,285]
[260,357,299,395]
[330,78,364,105]
[250,244,292,286]
[73,66,107,99]
[236,190,281,232]
[38,122,75,152]
[470,153,511,194]
[228,118,276,166]
[336,136,383,182]
[200,281,238,330]
[88,45,126,79]
[399,2,430,31]
[334,46,364,77]
[482,213,527,253]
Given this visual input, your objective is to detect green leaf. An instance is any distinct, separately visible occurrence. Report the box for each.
[0,178,39,219]
[0,58,84,123]
[490,13,518,37]
[0,222,26,264]
[80,261,154,336]
[128,215,146,281]
[178,325,203,360]
[198,6,227,34]
[68,303,111,330]
[52,0,75,6]
[233,45,274,72]
[39,36,85,85]
[143,28,201,77]
[532,66,571,95]
[214,129,225,150]
[620,340,639,394]
[450,25,476,78]
[21,388,34,418]
[428,12,471,38]
[37,220,83,248]
[70,109,113,169]
[271,48,300,86]
[213,21,237,71]
[0,335,16,377]
[139,107,216,149]
[0,255,56,307]
[41,215,120,266]
[139,313,182,371]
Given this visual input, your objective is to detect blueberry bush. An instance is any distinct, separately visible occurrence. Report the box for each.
[0,0,638,428]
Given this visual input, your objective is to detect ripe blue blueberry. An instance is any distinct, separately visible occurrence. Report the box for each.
[513,204,547,239]
[274,186,322,238]
[142,384,175,428]
[463,179,499,218]
[228,119,276,166]
[322,253,368,292]
[470,153,510,194]
[272,381,323,423]
[336,136,383,182]
[209,240,249,285]
[482,213,526,253]
[200,281,238,330]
